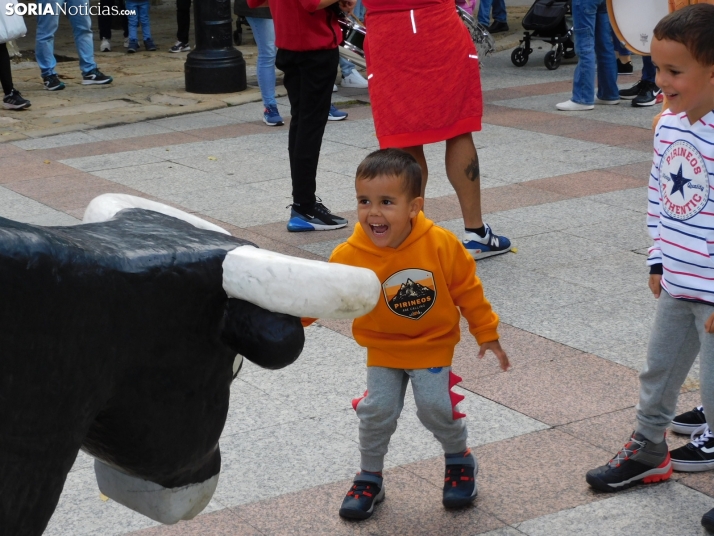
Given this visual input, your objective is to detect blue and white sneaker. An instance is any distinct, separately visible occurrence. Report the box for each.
[263,105,284,126]
[328,104,348,121]
[463,223,511,259]
[287,200,347,232]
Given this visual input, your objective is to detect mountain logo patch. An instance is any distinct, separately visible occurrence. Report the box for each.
[382,268,436,320]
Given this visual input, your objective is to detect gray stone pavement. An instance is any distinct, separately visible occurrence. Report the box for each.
[2,49,713,535]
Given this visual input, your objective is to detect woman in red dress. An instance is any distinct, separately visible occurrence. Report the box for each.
[361,0,511,258]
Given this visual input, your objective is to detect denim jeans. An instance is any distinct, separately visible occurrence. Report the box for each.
[477,0,506,27]
[126,1,152,42]
[642,55,655,83]
[611,28,629,56]
[246,17,277,108]
[36,0,96,77]
[353,0,366,21]
[571,0,619,105]
[339,57,355,78]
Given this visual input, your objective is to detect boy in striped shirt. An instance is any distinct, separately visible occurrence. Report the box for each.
[586,4,714,529]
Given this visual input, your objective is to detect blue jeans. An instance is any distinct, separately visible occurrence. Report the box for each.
[477,0,506,26]
[126,1,152,42]
[339,57,355,78]
[246,17,277,108]
[353,0,366,21]
[611,28,629,56]
[642,55,655,83]
[571,0,619,105]
[36,0,96,77]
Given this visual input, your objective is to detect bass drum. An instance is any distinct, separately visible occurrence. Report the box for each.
[607,0,670,55]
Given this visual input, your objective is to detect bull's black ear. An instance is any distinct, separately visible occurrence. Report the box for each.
[222,299,305,370]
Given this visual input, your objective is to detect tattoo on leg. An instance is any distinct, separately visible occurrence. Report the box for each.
[465,155,480,182]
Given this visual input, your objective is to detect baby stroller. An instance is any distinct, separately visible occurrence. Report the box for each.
[510,0,575,70]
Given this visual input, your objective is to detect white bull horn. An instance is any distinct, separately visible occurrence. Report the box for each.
[83,193,230,236]
[222,245,380,319]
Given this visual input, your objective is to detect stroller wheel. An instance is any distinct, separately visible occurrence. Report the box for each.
[544,50,561,70]
[511,47,529,67]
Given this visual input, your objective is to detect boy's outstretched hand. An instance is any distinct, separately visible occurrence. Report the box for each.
[478,340,510,371]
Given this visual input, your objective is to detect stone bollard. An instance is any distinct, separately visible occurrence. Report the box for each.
[184,0,246,94]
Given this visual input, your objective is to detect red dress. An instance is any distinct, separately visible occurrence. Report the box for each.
[363,0,483,148]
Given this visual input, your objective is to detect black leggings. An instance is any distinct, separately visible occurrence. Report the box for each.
[0,43,14,95]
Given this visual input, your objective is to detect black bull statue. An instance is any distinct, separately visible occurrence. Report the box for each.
[0,195,378,536]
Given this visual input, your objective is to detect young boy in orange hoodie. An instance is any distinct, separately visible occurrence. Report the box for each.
[324,148,509,520]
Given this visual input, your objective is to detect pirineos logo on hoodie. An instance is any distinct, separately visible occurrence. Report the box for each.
[382,268,436,320]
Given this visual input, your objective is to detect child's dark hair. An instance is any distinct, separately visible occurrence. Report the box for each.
[356,149,422,200]
[653,4,714,66]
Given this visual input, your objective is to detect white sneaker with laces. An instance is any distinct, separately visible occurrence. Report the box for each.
[100,39,111,52]
[341,70,368,89]
[556,100,594,111]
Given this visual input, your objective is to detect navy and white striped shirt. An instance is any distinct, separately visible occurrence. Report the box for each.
[648,110,714,304]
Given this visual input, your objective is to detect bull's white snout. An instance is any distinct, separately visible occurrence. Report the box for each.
[222,246,380,319]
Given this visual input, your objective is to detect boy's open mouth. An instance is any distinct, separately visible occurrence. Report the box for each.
[370,223,388,235]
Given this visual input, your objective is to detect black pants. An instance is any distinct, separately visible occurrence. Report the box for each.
[176,0,192,44]
[275,47,339,206]
[98,0,128,40]
[0,43,13,95]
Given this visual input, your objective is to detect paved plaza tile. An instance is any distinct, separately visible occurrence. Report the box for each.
[2,48,712,535]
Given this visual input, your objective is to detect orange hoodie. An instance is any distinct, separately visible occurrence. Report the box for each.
[328,212,499,369]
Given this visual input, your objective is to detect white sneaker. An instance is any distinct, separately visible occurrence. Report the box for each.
[123,37,129,48]
[333,84,338,92]
[100,38,111,52]
[595,98,620,105]
[341,70,368,89]
[556,99,594,111]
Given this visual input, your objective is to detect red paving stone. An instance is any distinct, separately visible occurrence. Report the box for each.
[525,169,646,197]
[406,428,610,525]
[482,80,573,103]
[4,173,146,212]
[0,154,79,183]
[466,352,640,426]
[230,467,504,536]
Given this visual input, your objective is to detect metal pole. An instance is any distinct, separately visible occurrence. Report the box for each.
[185,0,247,94]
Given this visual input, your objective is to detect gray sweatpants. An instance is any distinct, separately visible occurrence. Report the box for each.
[355,366,468,472]
[636,290,714,443]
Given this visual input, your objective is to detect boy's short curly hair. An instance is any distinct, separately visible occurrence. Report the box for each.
[356,149,423,200]
[653,4,714,66]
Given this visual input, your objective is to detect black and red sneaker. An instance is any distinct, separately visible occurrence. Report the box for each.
[443,449,478,508]
[338,472,384,520]
[586,431,672,492]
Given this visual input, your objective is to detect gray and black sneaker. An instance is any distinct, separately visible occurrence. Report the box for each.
[670,425,714,472]
[286,199,347,232]
[43,74,65,91]
[82,68,113,85]
[586,431,672,492]
[671,405,707,434]
[3,89,31,110]
[339,472,384,520]
[443,448,478,508]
